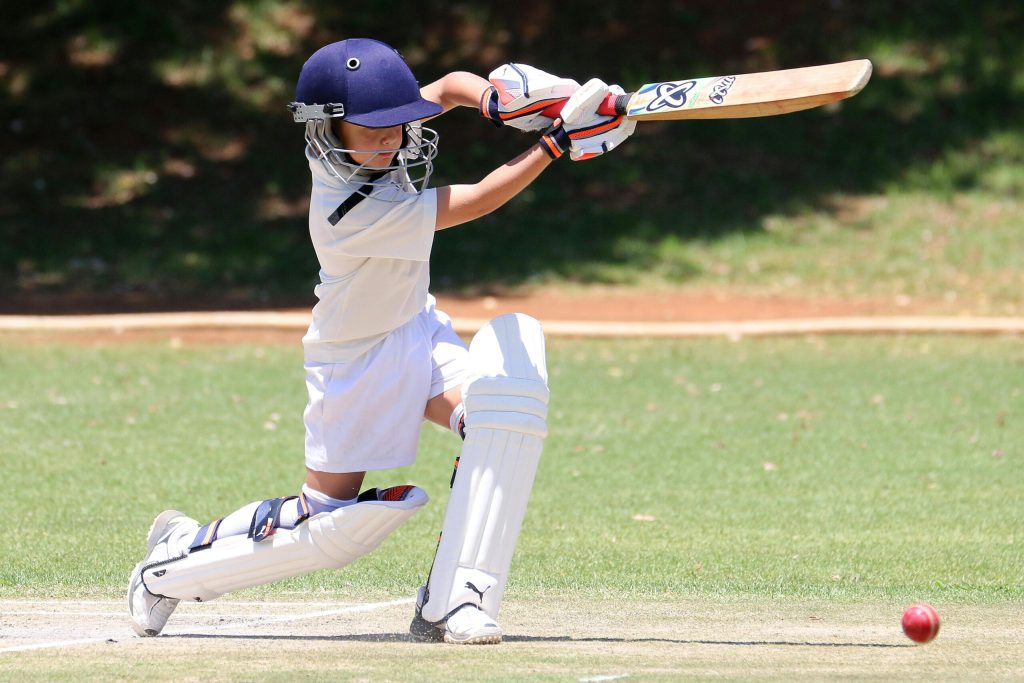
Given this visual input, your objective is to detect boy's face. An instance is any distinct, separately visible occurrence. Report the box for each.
[336,121,403,168]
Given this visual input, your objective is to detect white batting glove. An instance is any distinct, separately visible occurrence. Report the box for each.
[561,78,636,161]
[480,63,579,132]
[538,78,637,161]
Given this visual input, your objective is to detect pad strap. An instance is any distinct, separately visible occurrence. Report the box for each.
[189,518,223,552]
[250,497,289,542]
[191,491,312,551]
[142,485,428,602]
[296,490,311,523]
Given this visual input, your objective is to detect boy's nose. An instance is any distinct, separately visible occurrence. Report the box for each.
[381,127,401,148]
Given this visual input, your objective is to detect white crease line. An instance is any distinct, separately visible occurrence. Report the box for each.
[0,597,415,654]
[190,597,415,632]
[0,600,125,606]
[3,609,371,620]
[1,610,296,619]
[0,599,381,608]
[580,675,631,683]
[2,611,127,617]
[0,638,117,654]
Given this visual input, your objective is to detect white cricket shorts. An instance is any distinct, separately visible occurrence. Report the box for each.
[303,300,468,473]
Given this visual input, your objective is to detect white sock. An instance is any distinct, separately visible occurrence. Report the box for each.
[301,483,357,516]
[215,501,262,539]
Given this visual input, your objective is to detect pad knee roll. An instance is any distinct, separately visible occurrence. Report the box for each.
[463,376,548,438]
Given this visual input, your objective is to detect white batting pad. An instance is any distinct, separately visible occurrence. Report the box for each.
[142,487,427,602]
[420,313,548,622]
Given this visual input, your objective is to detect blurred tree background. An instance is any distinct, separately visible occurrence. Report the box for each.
[2,1,1021,311]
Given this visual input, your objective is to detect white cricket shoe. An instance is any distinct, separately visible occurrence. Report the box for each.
[443,604,502,644]
[409,587,502,645]
[127,509,199,637]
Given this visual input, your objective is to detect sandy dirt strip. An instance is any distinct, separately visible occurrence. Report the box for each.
[1,311,1022,340]
[2,290,1022,340]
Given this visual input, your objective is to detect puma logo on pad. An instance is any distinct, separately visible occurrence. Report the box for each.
[465,581,491,603]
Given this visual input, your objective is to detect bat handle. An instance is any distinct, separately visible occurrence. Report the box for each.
[600,93,631,116]
[540,92,630,119]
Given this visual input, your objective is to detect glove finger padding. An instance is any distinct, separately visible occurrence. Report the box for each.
[559,78,613,125]
[485,63,579,132]
[562,81,637,161]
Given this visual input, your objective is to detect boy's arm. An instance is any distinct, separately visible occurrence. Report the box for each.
[420,72,491,114]
[429,72,636,230]
[420,65,578,131]
[435,144,552,231]
[422,70,555,231]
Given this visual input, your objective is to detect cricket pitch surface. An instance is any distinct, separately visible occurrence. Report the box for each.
[2,596,1021,681]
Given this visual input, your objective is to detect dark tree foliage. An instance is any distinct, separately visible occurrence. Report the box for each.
[1,2,1021,309]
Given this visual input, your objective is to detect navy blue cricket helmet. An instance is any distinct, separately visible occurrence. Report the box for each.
[291,38,442,128]
[288,39,441,195]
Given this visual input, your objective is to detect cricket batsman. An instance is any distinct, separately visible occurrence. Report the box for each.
[127,38,635,644]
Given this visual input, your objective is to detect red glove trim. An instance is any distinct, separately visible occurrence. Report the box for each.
[499,98,568,121]
[566,115,626,140]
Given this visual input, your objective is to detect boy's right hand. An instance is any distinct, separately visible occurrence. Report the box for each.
[481,63,579,131]
[538,78,637,161]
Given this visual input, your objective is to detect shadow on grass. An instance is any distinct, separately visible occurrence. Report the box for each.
[167,632,909,648]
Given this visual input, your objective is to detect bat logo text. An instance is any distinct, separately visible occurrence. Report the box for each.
[709,76,736,105]
[645,81,697,112]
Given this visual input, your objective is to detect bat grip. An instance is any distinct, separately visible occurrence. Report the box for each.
[601,93,631,116]
[540,93,630,119]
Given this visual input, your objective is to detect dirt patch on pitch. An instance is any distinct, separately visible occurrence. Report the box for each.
[3,597,1022,681]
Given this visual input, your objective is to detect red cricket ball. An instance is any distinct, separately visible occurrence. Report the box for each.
[902,602,941,644]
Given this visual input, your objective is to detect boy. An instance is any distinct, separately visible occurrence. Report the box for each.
[128,38,634,644]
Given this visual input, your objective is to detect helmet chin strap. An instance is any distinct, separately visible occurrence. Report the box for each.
[326,168,389,226]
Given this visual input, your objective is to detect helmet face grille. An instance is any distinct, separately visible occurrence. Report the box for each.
[305,121,439,198]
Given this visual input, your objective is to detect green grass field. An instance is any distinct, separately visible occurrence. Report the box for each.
[4,6,1024,678]
[1,333,1022,680]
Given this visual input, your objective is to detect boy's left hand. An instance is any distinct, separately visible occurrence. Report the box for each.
[481,63,579,131]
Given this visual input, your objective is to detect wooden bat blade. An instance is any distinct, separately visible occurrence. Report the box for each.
[622,59,872,121]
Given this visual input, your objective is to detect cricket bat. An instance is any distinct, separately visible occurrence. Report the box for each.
[545,59,872,121]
